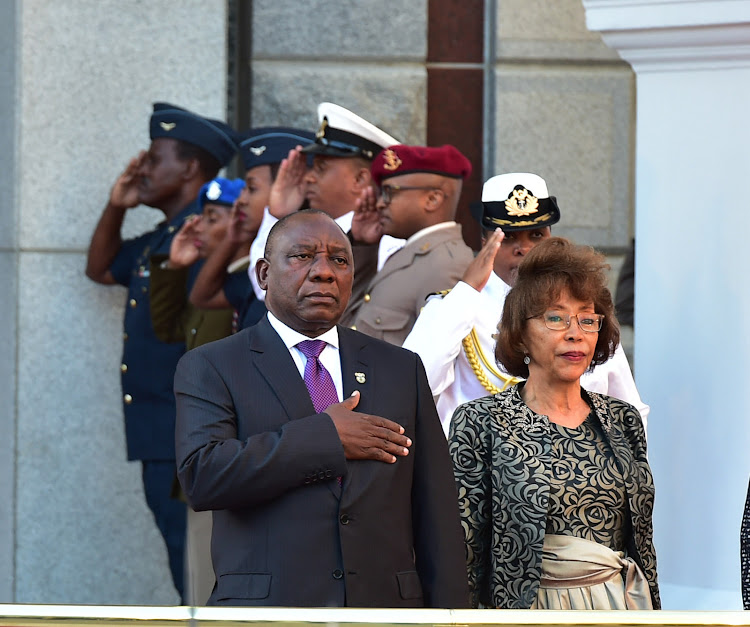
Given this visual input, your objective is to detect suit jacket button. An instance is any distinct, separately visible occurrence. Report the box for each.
[340,514,349,525]
[332,569,344,580]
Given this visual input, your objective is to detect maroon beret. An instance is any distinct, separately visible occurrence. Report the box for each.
[371,144,472,186]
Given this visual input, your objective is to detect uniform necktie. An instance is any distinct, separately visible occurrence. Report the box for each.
[297,340,339,413]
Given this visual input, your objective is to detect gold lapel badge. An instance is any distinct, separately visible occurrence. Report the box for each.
[383,149,402,171]
[355,372,366,384]
[159,121,176,131]
[505,186,539,217]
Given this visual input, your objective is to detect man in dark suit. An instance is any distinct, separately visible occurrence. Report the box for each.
[174,209,469,607]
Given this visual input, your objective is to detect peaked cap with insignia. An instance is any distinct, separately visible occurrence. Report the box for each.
[474,172,560,232]
[370,144,472,186]
[198,177,245,211]
[149,102,238,167]
[237,126,315,171]
[301,102,399,161]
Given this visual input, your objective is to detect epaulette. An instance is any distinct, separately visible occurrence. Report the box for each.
[427,289,452,299]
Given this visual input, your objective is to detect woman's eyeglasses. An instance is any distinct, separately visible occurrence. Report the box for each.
[528,311,604,333]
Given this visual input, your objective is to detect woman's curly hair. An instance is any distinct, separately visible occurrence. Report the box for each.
[495,237,620,378]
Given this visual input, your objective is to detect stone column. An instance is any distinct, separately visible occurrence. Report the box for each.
[1,0,227,604]
[584,0,750,609]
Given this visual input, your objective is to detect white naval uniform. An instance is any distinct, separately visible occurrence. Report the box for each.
[248,207,404,300]
[402,272,650,436]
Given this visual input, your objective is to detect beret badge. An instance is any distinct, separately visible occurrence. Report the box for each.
[505,185,539,217]
[159,121,176,132]
[206,180,222,201]
[382,149,402,171]
[250,145,267,156]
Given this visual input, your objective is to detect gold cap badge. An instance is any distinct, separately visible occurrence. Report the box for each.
[159,121,176,132]
[382,149,402,171]
[316,117,329,140]
[250,146,267,156]
[505,186,539,217]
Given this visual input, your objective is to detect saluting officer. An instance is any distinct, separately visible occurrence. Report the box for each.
[403,172,650,436]
[85,102,238,602]
[349,144,475,346]
[248,103,403,325]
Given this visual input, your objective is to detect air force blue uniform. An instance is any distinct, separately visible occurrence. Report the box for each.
[106,103,238,602]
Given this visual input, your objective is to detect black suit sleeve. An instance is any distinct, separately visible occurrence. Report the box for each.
[174,346,348,511]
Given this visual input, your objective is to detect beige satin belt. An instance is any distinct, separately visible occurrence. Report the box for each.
[532,534,653,610]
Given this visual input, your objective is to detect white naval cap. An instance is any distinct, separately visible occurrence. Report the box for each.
[479,172,560,232]
[301,102,400,161]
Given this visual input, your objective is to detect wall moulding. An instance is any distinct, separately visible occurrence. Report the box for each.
[583,0,750,71]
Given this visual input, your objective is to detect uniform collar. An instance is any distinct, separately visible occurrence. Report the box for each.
[484,270,512,303]
[404,221,457,247]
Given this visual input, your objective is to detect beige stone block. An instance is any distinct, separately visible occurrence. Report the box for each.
[19,0,227,250]
[0,251,17,602]
[251,62,427,145]
[497,0,620,60]
[15,252,179,604]
[0,1,17,252]
[493,64,634,247]
[253,0,427,59]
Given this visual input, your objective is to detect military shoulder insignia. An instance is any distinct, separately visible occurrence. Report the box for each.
[383,149,402,171]
[505,185,539,217]
[250,145,267,156]
[159,121,176,132]
[206,180,222,201]
[427,288,452,299]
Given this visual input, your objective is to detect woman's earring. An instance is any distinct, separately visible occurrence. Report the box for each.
[523,354,530,365]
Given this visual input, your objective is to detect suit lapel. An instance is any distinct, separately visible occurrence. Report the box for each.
[337,327,375,496]
[249,317,316,421]
[338,326,372,413]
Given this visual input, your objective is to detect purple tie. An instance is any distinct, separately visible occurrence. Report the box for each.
[297,340,339,413]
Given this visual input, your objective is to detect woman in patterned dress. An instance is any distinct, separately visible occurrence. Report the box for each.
[449,237,659,609]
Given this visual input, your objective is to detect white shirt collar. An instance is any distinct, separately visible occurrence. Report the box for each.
[335,211,354,234]
[267,311,340,350]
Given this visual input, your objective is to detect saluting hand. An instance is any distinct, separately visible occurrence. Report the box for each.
[268,147,307,218]
[326,391,412,463]
[462,228,505,292]
[351,186,383,244]
[168,215,202,268]
[109,151,145,211]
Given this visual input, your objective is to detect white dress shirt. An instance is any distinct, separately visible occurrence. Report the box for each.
[267,311,344,403]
